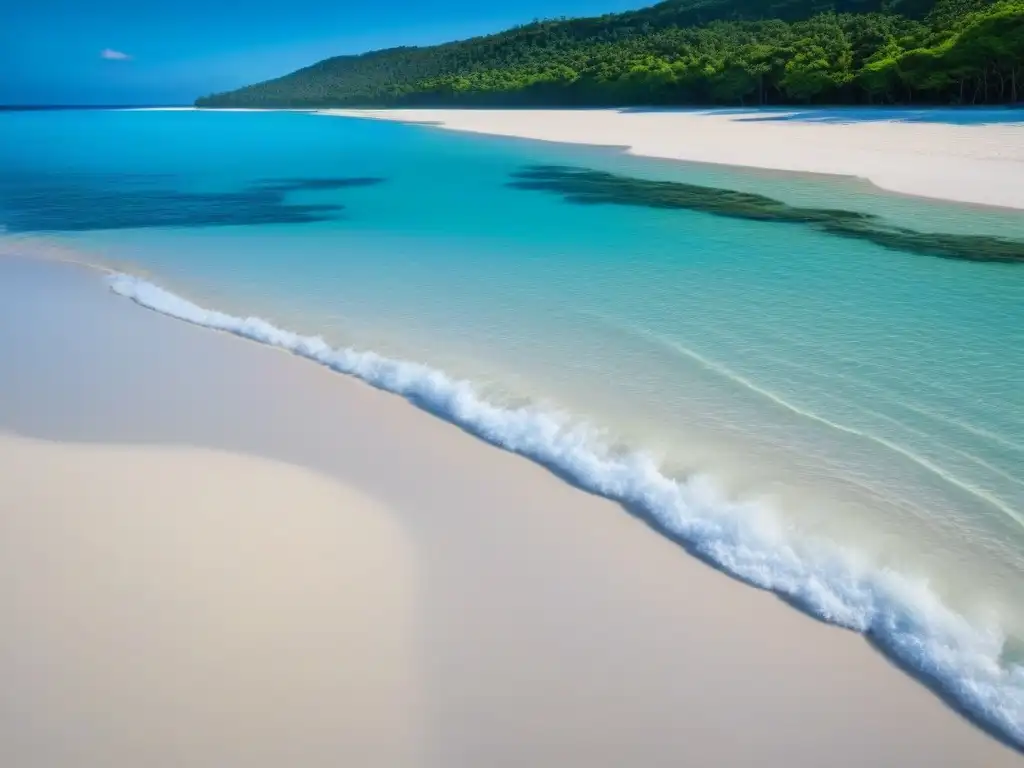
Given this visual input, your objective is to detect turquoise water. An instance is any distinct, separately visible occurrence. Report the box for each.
[2,108,1023,743]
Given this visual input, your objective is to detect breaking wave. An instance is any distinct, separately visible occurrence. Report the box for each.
[108,271,1024,748]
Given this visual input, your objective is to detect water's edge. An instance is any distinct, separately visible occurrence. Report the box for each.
[97,268,1023,751]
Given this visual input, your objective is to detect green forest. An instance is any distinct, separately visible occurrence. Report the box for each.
[197,0,1024,108]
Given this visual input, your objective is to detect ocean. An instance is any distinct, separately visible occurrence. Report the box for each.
[1,107,1022,744]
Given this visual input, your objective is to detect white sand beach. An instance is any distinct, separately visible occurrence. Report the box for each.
[2,257,1021,766]
[322,108,1024,210]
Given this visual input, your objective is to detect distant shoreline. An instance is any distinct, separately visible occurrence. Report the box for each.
[110,105,1024,210]
[315,107,1024,211]
[13,103,1020,210]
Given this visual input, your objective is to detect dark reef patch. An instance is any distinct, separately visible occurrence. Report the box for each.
[0,173,385,232]
[509,166,1024,264]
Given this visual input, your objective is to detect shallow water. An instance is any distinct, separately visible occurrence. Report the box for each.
[2,108,1023,744]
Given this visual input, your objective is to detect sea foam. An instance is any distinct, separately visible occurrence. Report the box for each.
[108,271,1024,747]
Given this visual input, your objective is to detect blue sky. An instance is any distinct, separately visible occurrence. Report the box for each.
[2,0,643,105]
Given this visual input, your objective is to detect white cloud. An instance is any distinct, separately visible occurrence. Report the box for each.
[100,49,132,61]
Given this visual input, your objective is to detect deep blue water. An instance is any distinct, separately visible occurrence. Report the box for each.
[1,107,1023,745]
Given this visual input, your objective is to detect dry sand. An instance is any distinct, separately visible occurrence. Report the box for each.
[1,256,1020,766]
[0,436,420,767]
[321,108,1024,210]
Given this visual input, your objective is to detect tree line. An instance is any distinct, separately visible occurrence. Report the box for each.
[197,0,1023,108]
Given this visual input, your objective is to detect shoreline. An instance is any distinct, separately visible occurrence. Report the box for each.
[2,254,1022,764]
[2,252,1024,757]
[128,105,1024,211]
[316,107,1024,211]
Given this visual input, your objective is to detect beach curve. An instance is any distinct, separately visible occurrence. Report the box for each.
[318,107,1024,211]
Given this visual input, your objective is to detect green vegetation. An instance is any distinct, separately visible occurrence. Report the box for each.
[197,0,1023,108]
[509,165,1024,262]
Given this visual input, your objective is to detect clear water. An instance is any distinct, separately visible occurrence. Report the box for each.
[2,108,1023,743]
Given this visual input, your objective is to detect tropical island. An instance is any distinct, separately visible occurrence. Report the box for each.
[197,0,1023,108]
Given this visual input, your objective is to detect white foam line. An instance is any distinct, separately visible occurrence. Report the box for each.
[107,272,1024,748]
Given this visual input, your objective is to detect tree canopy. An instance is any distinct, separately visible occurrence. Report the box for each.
[197,0,1024,108]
